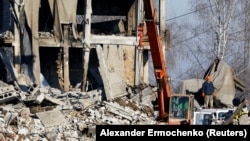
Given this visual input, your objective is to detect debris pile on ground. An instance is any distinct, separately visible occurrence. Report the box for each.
[0,80,158,141]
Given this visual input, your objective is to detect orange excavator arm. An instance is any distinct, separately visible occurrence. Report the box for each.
[141,0,171,120]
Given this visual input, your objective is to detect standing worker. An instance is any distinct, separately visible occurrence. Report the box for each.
[202,75,216,108]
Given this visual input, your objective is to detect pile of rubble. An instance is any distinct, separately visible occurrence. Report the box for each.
[0,80,158,141]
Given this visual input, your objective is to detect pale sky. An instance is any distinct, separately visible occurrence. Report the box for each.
[166,0,191,22]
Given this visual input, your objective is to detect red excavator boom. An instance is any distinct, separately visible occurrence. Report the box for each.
[142,0,171,120]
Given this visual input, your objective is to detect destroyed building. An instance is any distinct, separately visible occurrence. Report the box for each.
[0,0,168,97]
[0,1,249,140]
[0,0,169,140]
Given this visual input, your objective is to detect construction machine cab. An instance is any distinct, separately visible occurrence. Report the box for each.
[168,94,194,125]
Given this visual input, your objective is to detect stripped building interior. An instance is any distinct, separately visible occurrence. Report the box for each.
[0,0,168,100]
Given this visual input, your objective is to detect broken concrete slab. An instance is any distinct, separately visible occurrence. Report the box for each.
[131,86,157,108]
[96,45,128,101]
[36,109,68,128]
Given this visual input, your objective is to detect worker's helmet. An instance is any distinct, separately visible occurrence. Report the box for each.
[206,75,211,81]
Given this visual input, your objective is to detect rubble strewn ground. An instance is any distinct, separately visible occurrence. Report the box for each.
[0,80,158,141]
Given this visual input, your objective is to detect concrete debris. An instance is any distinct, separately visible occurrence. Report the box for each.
[0,85,19,103]
[0,80,158,140]
[36,109,68,128]
[38,32,54,38]
[0,30,14,40]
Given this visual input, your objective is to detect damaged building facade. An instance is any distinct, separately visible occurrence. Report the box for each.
[0,0,169,140]
[0,0,168,99]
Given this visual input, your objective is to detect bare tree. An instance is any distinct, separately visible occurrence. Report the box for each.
[166,0,250,92]
[188,0,250,90]
[190,0,239,60]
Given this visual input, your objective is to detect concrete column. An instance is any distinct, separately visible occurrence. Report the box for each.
[127,1,135,36]
[134,0,142,86]
[31,0,41,85]
[82,47,90,92]
[159,0,166,58]
[13,3,21,73]
[82,0,92,91]
[159,0,166,34]
[63,25,70,91]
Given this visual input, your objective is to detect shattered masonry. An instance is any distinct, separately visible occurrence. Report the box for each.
[0,0,168,140]
[0,80,158,140]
